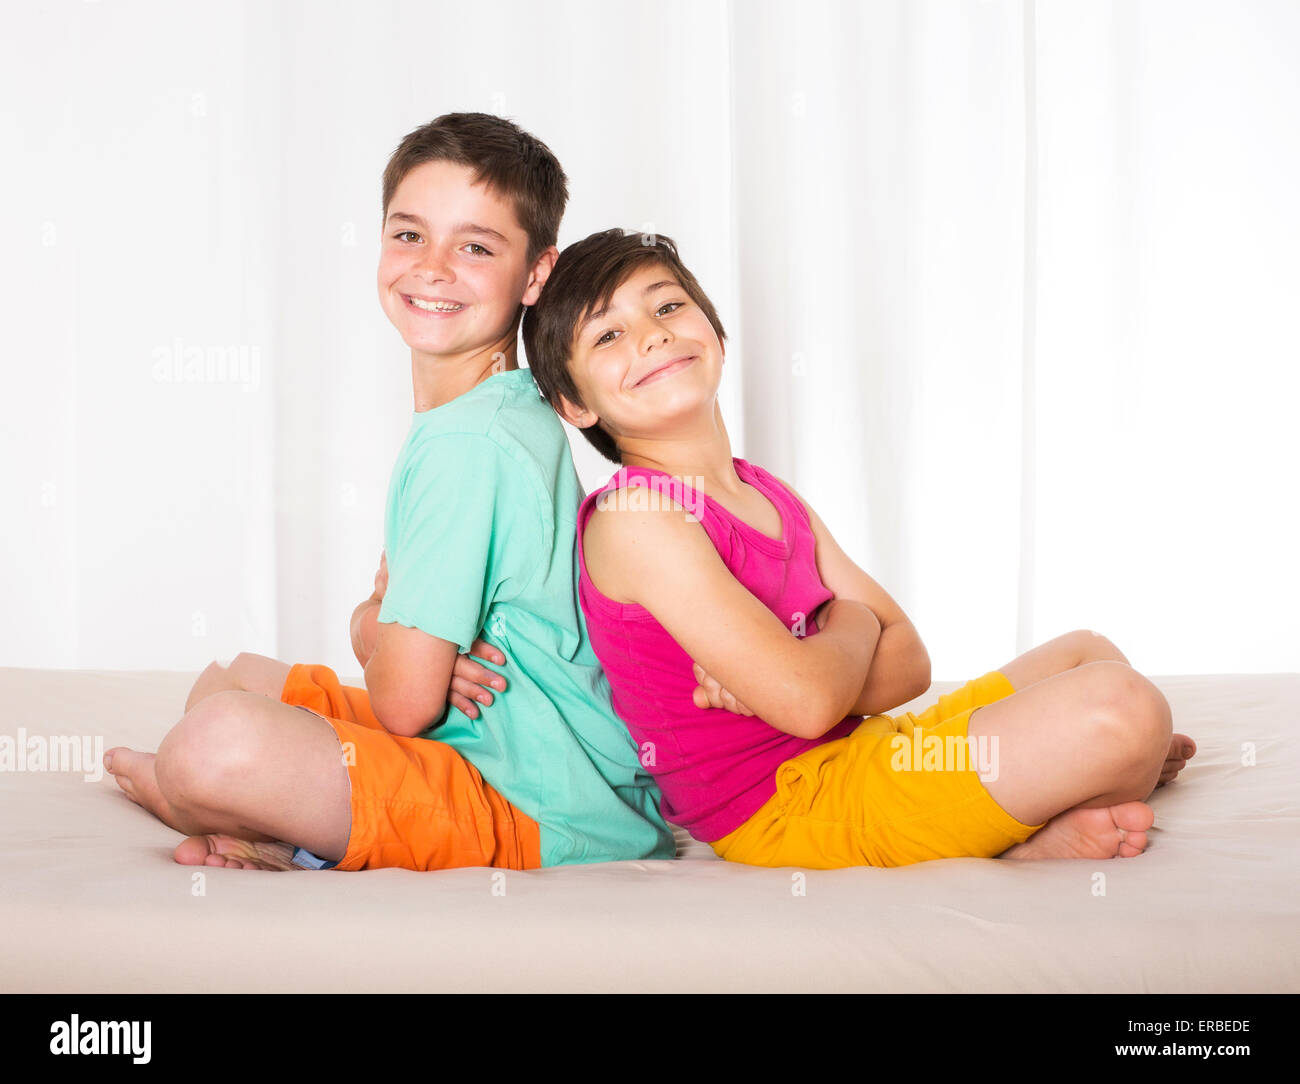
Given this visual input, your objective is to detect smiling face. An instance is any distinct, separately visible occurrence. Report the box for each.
[557,261,726,450]
[377,160,544,361]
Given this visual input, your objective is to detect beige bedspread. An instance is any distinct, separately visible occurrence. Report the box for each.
[1,667,1296,992]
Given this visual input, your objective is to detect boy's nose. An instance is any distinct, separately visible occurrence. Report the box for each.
[415,246,454,280]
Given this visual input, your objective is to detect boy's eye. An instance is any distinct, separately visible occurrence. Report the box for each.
[394,230,421,243]
[465,242,492,256]
[593,302,685,346]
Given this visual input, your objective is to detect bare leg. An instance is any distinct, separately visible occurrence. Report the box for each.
[995,629,1195,786]
[997,628,1129,691]
[959,661,1173,859]
[185,652,294,712]
[106,690,351,870]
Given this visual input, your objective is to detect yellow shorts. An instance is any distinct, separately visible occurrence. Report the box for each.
[709,670,1046,868]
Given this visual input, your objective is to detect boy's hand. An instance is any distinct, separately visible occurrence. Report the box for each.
[691,661,755,716]
[447,638,509,721]
[687,593,839,715]
[373,551,389,601]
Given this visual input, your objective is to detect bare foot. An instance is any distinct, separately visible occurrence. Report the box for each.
[173,834,302,871]
[104,747,189,832]
[999,801,1155,860]
[1156,733,1197,787]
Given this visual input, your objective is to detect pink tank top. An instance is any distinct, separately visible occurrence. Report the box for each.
[576,457,863,842]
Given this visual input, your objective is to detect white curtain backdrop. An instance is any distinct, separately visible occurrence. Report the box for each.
[3,0,1296,680]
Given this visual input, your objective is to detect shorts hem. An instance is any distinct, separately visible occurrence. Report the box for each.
[286,701,360,868]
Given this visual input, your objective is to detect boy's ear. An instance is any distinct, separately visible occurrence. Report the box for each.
[556,391,599,430]
[521,245,559,307]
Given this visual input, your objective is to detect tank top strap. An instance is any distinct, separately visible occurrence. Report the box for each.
[581,464,730,550]
[735,458,811,527]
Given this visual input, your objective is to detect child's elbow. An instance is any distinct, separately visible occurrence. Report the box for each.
[915,646,933,692]
[781,690,847,741]
[371,693,444,738]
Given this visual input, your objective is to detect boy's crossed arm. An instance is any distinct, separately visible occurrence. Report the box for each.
[794,486,932,717]
[351,550,508,737]
[689,481,932,721]
[364,619,460,738]
[584,493,883,740]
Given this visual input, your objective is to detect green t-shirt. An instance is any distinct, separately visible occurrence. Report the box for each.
[376,366,674,866]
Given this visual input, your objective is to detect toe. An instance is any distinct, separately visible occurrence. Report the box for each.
[173,835,215,866]
[1114,823,1148,856]
[104,745,134,774]
[1111,801,1155,833]
[107,747,151,778]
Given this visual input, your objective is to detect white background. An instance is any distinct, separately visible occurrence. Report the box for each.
[2,0,1296,679]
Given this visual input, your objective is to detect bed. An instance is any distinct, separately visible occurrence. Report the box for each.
[2,666,1296,993]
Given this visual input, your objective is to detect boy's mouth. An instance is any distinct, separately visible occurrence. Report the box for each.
[404,294,465,315]
[633,354,696,387]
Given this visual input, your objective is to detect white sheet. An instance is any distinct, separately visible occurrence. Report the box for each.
[1,667,1296,992]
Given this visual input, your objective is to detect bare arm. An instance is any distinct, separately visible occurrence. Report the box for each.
[793,485,932,714]
[353,550,509,731]
[364,619,460,738]
[584,490,881,739]
[847,619,930,716]
[350,551,389,669]
[350,598,382,669]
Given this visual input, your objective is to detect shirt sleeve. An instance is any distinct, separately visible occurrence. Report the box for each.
[377,433,544,654]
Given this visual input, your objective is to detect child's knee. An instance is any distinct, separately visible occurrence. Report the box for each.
[227,652,264,684]
[195,658,230,681]
[1070,628,1130,666]
[226,652,291,698]
[159,691,260,803]
[185,659,233,711]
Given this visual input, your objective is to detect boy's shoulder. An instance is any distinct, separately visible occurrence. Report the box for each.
[403,369,569,491]
[581,473,716,606]
[411,367,555,436]
[584,475,701,537]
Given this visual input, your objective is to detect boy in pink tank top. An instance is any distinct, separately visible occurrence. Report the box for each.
[522,230,1196,868]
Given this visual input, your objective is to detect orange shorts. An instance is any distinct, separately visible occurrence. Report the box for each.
[279,663,542,872]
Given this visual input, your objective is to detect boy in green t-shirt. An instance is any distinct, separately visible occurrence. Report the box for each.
[103,114,674,870]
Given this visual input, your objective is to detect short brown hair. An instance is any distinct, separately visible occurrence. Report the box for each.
[523,229,727,465]
[381,113,568,266]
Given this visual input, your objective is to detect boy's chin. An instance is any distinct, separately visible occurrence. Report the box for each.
[618,394,718,433]
[400,333,460,356]
[392,317,470,352]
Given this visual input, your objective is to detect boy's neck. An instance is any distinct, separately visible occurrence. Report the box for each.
[410,332,520,413]
[617,401,746,497]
